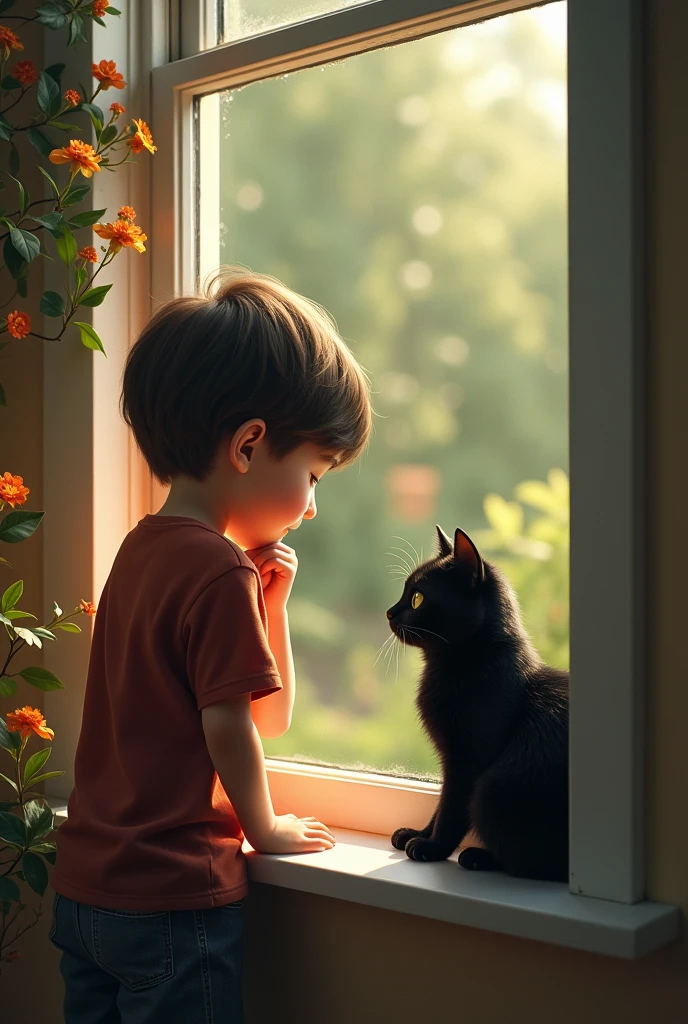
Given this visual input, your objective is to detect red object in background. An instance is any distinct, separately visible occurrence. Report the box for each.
[386,464,442,522]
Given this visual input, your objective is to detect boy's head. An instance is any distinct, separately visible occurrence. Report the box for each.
[121,267,372,547]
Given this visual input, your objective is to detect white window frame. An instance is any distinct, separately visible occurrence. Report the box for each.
[41,0,645,909]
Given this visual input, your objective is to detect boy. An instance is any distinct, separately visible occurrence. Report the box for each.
[49,267,372,1022]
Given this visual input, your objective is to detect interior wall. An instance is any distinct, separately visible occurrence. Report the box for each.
[3,1,688,1021]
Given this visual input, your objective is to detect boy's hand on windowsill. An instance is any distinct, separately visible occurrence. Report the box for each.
[244,541,298,610]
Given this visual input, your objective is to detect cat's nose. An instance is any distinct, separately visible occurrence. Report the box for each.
[386,609,393,619]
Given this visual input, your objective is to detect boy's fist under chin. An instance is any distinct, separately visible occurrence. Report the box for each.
[244,541,298,608]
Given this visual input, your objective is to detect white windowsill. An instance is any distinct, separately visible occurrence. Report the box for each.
[48,802,679,958]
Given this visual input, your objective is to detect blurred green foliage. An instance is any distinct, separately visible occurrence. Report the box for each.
[212,6,569,775]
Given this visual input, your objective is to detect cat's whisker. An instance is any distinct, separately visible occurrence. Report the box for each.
[392,535,421,569]
[389,546,415,574]
[406,625,450,645]
[373,633,396,666]
[385,551,413,575]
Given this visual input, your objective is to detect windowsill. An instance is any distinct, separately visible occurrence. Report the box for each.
[48,802,679,958]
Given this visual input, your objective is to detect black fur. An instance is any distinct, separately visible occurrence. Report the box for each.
[387,525,568,882]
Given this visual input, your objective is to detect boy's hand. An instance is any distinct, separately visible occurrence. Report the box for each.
[244,541,297,609]
[252,814,336,855]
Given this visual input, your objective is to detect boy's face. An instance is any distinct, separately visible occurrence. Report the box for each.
[225,440,339,550]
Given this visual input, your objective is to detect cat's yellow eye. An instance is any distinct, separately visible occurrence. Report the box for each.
[411,591,424,610]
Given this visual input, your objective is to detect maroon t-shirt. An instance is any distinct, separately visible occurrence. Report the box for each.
[51,515,281,910]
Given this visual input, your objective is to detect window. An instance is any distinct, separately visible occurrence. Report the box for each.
[145,0,645,905]
[216,0,372,45]
[196,5,568,778]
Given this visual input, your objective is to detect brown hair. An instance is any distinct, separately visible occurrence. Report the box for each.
[121,267,372,484]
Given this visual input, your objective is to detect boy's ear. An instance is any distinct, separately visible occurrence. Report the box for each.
[229,419,267,474]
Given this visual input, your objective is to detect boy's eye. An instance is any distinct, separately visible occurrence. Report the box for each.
[310,474,319,486]
[411,591,424,610]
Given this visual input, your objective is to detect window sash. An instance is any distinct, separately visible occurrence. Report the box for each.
[142,0,642,905]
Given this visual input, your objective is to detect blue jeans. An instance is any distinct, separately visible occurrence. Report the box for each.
[49,892,244,1023]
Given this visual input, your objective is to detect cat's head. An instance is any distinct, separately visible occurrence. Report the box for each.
[386,525,512,651]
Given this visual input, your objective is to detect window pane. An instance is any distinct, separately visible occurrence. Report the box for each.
[218,0,370,44]
[198,2,568,777]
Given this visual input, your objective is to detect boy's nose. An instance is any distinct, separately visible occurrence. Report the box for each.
[303,496,317,520]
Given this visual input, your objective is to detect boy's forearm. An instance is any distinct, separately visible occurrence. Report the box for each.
[209,716,277,849]
[251,604,295,738]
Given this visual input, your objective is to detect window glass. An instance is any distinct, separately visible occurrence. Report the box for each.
[217,0,371,44]
[198,2,568,777]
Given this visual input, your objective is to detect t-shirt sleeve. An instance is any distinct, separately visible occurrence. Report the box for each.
[183,566,282,710]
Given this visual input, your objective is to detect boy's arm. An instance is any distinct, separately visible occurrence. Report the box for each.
[250,605,295,738]
[201,693,334,853]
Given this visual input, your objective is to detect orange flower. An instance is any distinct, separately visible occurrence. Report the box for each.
[64,88,81,107]
[49,139,102,178]
[92,59,125,91]
[0,472,29,508]
[6,707,54,741]
[117,205,136,221]
[77,246,98,263]
[6,310,31,339]
[129,119,156,155]
[11,60,38,87]
[109,101,125,117]
[92,0,109,15]
[93,218,147,254]
[0,26,23,56]
[80,599,97,617]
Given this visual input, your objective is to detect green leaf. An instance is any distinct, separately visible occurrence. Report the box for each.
[100,125,118,147]
[3,234,26,279]
[0,810,26,847]
[40,290,65,317]
[38,165,60,199]
[81,102,104,125]
[0,876,20,902]
[14,626,41,647]
[49,120,82,132]
[0,771,17,792]
[67,208,106,229]
[6,173,27,216]
[37,71,61,120]
[76,265,87,291]
[0,718,20,758]
[62,185,90,208]
[77,284,112,308]
[24,799,53,843]
[1,580,22,612]
[0,122,11,142]
[21,852,49,895]
[0,676,17,697]
[73,321,106,356]
[31,627,56,642]
[17,666,64,691]
[68,11,86,46]
[44,63,66,84]
[10,227,40,263]
[106,5,121,13]
[24,749,50,786]
[23,770,63,788]
[26,127,55,159]
[1,74,20,92]
[8,144,19,177]
[54,621,80,633]
[54,224,77,266]
[31,842,56,854]
[32,211,64,237]
[35,4,67,31]
[0,510,44,544]
[4,609,36,620]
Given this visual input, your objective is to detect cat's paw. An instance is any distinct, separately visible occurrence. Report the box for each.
[391,827,422,851]
[458,847,498,871]
[405,837,451,862]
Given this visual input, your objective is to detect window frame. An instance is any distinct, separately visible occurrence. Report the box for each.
[41,0,645,909]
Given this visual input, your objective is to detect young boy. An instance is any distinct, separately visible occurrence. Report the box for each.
[49,267,372,1023]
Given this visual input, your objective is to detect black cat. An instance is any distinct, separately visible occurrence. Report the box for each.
[387,525,569,882]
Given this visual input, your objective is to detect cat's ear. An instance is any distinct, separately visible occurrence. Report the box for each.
[436,525,453,557]
[453,528,484,587]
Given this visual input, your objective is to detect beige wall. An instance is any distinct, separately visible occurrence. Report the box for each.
[4,1,688,1020]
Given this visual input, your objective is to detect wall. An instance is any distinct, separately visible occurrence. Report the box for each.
[3,1,688,1021]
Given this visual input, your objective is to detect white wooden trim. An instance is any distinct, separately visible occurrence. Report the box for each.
[567,0,645,904]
